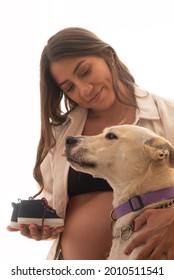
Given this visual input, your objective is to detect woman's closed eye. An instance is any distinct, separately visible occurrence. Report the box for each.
[62,83,75,93]
[61,65,91,93]
[79,66,90,77]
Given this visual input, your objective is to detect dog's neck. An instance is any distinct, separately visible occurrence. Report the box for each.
[107,163,174,208]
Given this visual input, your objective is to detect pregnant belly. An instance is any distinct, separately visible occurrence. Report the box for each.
[61,191,113,260]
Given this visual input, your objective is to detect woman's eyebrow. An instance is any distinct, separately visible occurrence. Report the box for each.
[73,60,86,74]
[59,60,86,87]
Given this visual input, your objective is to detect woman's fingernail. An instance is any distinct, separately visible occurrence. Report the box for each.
[20,225,25,229]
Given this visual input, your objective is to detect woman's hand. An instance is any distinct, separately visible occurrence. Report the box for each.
[7,224,64,241]
[124,206,174,259]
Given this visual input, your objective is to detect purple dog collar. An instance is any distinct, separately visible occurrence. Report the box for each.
[114,186,174,219]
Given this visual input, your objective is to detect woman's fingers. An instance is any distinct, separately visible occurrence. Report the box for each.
[8,222,64,240]
[124,233,145,256]
[19,224,32,238]
[28,224,43,240]
[6,225,19,232]
[133,210,150,231]
[19,224,64,240]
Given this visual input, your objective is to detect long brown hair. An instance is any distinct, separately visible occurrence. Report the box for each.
[33,27,136,188]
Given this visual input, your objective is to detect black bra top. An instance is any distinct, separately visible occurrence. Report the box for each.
[68,166,112,197]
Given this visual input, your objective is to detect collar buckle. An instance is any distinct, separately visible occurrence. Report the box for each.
[129,195,144,211]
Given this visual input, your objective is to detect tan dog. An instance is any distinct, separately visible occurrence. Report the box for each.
[64,125,174,259]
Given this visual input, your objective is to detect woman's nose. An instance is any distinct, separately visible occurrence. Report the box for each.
[78,81,93,99]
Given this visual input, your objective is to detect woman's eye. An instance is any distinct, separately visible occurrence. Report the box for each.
[66,85,74,92]
[63,84,74,93]
[80,67,90,77]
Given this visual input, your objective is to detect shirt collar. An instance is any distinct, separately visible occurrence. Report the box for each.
[64,106,87,126]
[135,86,160,120]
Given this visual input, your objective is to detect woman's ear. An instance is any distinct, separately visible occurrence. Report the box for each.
[110,51,115,66]
[105,47,115,65]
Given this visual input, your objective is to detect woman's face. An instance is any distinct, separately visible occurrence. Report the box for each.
[50,55,117,111]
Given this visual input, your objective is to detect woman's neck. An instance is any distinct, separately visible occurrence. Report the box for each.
[88,101,134,124]
[83,103,136,136]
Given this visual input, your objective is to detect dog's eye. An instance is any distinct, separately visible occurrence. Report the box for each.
[105,132,118,140]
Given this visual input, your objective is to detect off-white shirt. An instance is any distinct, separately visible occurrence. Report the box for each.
[39,86,174,259]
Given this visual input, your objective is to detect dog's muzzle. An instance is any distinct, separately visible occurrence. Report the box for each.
[65,136,79,148]
[65,136,97,169]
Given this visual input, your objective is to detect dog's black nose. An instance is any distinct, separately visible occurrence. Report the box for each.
[65,136,78,147]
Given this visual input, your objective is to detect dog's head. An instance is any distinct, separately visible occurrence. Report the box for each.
[64,125,174,183]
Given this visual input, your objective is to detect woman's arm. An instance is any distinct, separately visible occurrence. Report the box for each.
[124,206,174,259]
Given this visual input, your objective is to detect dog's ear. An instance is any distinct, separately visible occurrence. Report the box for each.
[144,137,174,168]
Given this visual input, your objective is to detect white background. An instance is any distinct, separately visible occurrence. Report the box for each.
[0,0,174,261]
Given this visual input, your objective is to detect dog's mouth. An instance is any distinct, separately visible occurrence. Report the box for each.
[64,146,97,169]
[67,155,96,169]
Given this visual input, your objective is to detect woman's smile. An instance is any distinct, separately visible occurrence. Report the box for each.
[88,87,103,104]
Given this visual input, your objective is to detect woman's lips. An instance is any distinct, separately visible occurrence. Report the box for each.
[89,87,103,104]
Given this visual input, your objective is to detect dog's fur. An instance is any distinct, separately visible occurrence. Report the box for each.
[64,125,174,259]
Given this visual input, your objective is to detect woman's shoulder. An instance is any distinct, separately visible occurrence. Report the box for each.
[149,92,174,118]
[135,85,174,110]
